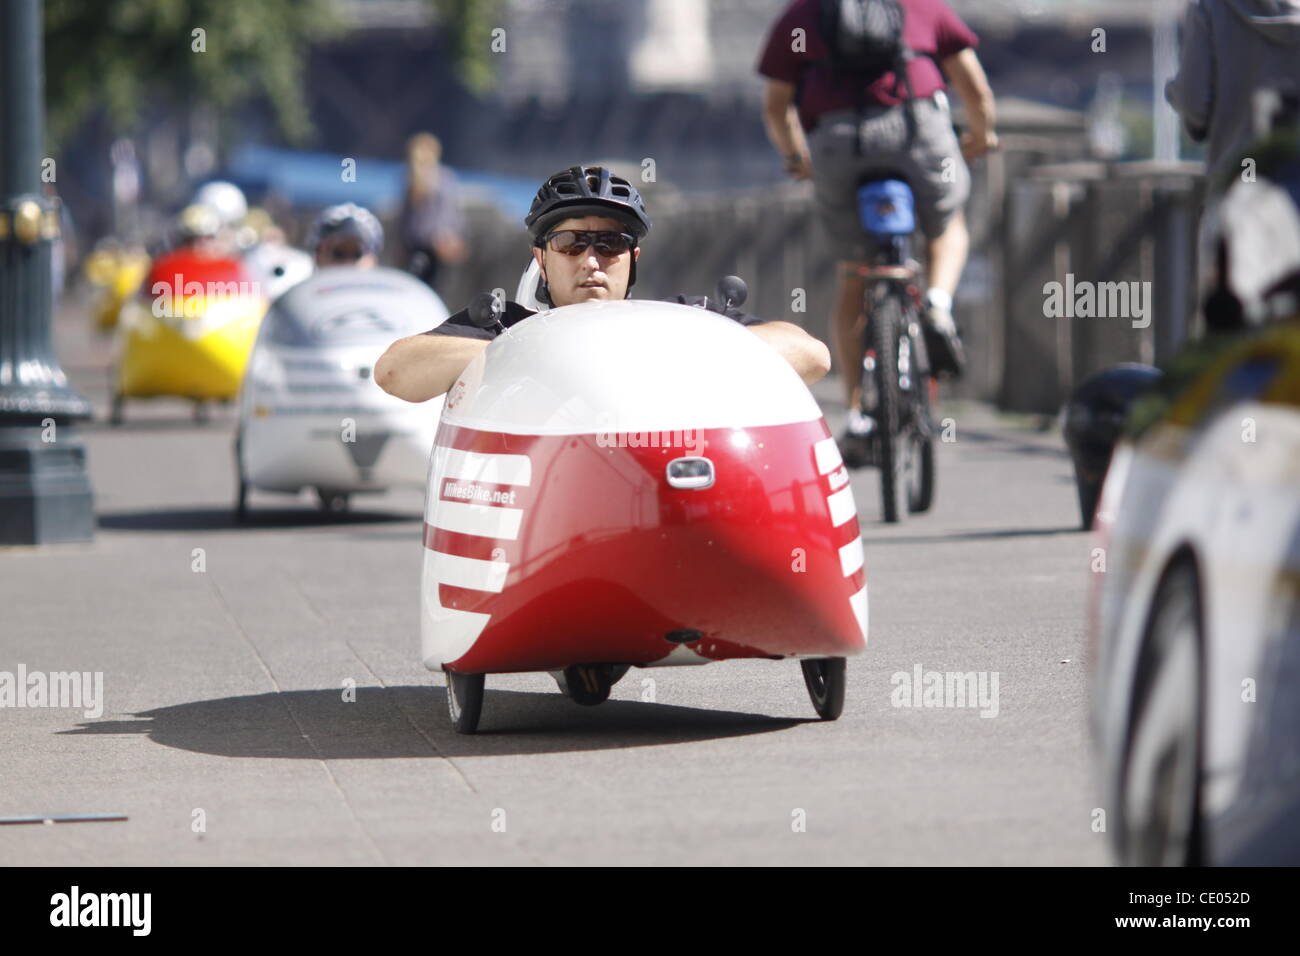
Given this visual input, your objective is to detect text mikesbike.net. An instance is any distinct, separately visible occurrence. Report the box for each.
[0,665,103,718]
[50,887,151,936]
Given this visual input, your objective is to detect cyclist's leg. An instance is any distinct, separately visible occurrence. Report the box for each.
[927,207,969,299]
[832,262,868,410]
[808,110,877,412]
[902,96,972,376]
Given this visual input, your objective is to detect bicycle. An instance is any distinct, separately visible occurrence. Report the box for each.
[844,175,937,524]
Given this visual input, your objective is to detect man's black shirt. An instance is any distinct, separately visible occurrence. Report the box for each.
[424,295,766,339]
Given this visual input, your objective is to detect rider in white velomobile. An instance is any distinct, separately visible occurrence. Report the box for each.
[236,204,449,518]
[377,167,865,733]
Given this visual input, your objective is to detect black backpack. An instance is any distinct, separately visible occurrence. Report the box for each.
[817,0,912,96]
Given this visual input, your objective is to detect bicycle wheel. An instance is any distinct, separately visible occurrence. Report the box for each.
[868,291,908,523]
[908,367,936,514]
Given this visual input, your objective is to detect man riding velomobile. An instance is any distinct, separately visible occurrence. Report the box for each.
[374,165,831,399]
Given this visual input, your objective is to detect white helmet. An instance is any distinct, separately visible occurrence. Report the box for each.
[193,180,248,226]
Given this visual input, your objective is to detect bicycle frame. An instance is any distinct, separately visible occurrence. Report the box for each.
[851,205,937,521]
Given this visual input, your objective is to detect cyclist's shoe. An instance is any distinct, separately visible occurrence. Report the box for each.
[923,301,967,380]
[839,409,877,469]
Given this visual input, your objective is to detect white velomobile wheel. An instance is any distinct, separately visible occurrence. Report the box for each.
[445,670,485,734]
[1119,562,1203,866]
[801,658,846,720]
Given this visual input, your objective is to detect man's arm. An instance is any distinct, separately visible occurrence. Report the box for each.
[941,49,998,160]
[375,332,488,403]
[762,79,812,179]
[748,321,831,385]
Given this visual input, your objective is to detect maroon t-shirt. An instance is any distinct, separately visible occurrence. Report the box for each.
[757,0,978,130]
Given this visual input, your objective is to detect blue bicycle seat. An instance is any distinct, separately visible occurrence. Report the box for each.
[857,179,915,237]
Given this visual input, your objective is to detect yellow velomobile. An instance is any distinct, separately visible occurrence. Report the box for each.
[112,244,268,423]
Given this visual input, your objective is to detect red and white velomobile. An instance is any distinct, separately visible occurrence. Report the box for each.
[421,293,868,732]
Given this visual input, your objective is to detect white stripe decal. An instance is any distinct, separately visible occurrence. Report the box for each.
[827,465,849,491]
[432,499,524,540]
[827,486,856,527]
[838,537,864,577]
[421,558,492,668]
[850,586,869,639]
[440,448,532,487]
[814,437,842,475]
[429,550,510,592]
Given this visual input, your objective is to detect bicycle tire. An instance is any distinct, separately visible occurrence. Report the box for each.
[867,290,908,523]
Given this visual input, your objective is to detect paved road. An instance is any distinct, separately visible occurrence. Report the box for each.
[1,306,1108,865]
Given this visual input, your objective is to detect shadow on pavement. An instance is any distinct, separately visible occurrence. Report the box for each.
[97,508,419,532]
[58,686,806,756]
[954,427,1069,459]
[866,525,1084,544]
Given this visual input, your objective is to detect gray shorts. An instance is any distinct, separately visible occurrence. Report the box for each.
[809,96,970,261]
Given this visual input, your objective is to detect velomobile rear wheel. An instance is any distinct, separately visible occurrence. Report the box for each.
[445,670,485,734]
[801,658,846,720]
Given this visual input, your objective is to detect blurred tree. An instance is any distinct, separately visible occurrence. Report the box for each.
[44,0,343,147]
[428,0,505,95]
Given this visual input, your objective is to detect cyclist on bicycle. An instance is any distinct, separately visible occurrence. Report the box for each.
[757,0,997,457]
[375,165,831,403]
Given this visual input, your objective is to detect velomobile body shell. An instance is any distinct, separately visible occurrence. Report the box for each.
[421,300,868,674]
[242,242,314,304]
[116,251,266,400]
[239,266,448,495]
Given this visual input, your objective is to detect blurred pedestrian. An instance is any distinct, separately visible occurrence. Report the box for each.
[398,133,467,289]
[1165,0,1300,180]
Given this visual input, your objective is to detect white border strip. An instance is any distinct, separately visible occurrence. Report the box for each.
[439,448,532,487]
[428,550,510,593]
[431,500,524,540]
[814,436,843,475]
[850,586,869,639]
[827,486,856,527]
[838,537,865,578]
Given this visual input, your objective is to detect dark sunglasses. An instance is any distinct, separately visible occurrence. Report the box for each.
[326,245,364,262]
[544,230,636,257]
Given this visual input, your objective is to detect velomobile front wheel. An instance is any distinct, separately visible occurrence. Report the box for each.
[801,658,846,720]
[562,664,628,706]
[445,670,485,734]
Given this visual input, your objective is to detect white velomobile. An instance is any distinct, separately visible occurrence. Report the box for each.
[242,241,314,304]
[422,278,869,733]
[236,265,448,517]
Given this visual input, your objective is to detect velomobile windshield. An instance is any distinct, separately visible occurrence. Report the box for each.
[263,266,448,348]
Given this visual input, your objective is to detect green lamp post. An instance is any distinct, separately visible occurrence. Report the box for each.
[0,0,95,544]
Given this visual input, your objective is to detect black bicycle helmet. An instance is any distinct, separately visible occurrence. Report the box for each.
[525,166,651,243]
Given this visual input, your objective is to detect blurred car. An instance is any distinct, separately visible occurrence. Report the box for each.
[236,265,448,517]
[1088,317,1300,865]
